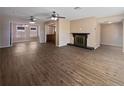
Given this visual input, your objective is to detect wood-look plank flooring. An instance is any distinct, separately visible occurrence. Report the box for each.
[0,41,124,86]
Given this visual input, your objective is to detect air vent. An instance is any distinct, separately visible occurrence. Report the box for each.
[74,7,82,10]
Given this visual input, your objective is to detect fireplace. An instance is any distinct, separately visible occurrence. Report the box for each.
[72,33,89,48]
[68,33,94,49]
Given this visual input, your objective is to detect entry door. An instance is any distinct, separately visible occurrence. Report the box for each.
[30,26,38,41]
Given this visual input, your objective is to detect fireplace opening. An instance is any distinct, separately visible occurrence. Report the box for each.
[68,33,94,50]
[74,34,87,47]
[73,33,89,48]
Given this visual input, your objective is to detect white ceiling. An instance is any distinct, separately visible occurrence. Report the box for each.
[0,7,124,21]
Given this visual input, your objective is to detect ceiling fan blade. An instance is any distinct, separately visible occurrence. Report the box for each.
[58,16,66,19]
[34,17,41,20]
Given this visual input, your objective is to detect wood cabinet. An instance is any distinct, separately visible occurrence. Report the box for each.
[47,34,55,44]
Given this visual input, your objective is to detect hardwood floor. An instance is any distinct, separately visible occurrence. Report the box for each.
[0,42,124,85]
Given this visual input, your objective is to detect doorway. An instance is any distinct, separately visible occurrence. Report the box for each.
[45,21,56,45]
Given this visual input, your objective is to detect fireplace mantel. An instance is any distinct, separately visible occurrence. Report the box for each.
[72,33,90,36]
[71,33,90,35]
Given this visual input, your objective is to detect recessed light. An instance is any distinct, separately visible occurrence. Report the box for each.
[108,21,112,24]
[104,21,112,24]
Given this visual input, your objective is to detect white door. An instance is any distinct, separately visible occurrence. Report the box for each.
[30,26,38,41]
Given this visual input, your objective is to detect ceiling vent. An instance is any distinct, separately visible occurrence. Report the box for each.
[74,7,82,10]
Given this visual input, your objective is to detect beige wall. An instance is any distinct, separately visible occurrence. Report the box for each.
[101,22,123,47]
[98,15,124,24]
[70,17,99,48]
[96,23,101,48]
[57,19,70,47]
[122,20,124,52]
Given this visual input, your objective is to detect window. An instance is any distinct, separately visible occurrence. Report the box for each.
[17,27,25,30]
[16,25,25,32]
[31,28,36,30]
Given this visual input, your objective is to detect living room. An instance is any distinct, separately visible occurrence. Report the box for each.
[0,7,124,86]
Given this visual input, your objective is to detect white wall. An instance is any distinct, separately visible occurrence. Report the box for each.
[70,17,99,48]
[0,18,2,46]
[0,15,45,48]
[39,22,45,43]
[0,16,11,48]
[12,17,46,44]
[57,19,70,47]
[101,22,123,47]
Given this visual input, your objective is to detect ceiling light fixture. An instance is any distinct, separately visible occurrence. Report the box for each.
[29,16,36,24]
[104,21,112,24]
[51,17,58,20]
[29,21,35,24]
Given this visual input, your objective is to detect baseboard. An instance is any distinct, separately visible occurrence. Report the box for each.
[94,45,100,49]
[0,45,11,48]
[101,43,123,47]
[56,44,67,47]
[40,42,46,44]
[101,43,122,47]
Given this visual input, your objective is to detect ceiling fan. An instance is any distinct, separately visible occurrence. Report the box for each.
[50,11,66,20]
[27,11,65,23]
[28,16,39,24]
